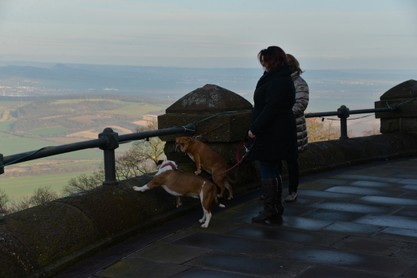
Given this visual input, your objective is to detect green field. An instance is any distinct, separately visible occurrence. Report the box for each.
[0,146,135,203]
[26,126,69,137]
[0,96,165,204]
[50,98,120,105]
[0,131,55,155]
[107,102,162,116]
[0,171,94,202]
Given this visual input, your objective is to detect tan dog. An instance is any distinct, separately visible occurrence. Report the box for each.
[133,160,218,228]
[175,136,233,200]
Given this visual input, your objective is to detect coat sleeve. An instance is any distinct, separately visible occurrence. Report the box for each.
[292,76,309,117]
[251,79,294,135]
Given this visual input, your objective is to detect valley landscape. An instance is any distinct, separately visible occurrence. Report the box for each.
[0,62,415,203]
[0,94,167,202]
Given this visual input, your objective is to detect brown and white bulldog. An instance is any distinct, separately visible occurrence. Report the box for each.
[175,136,233,200]
[133,160,218,228]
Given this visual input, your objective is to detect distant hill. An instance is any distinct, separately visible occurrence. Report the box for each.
[0,63,259,99]
[0,62,415,111]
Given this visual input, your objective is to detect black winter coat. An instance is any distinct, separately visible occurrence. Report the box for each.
[249,66,298,162]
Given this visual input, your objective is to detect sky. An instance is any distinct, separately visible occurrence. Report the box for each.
[0,0,416,70]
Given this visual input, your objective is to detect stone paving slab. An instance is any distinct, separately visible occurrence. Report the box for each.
[57,158,417,278]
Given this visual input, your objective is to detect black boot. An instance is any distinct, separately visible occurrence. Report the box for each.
[252,178,284,223]
[275,175,284,215]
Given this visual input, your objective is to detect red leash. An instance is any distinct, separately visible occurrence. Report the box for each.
[222,138,255,174]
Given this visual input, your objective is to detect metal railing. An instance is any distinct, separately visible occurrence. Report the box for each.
[305,105,399,140]
[0,102,404,185]
[0,123,196,185]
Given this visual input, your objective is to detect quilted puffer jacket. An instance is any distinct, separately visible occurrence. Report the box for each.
[291,72,309,152]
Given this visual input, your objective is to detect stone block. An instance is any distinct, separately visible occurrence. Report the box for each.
[378,79,417,100]
[380,119,399,133]
[165,84,252,113]
[158,84,252,143]
[158,110,251,142]
[375,79,417,134]
[375,100,417,118]
[400,118,417,134]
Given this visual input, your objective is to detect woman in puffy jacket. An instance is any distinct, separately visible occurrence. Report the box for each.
[248,46,297,223]
[283,53,309,202]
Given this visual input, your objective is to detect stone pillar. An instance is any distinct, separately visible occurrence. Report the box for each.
[158,84,260,191]
[375,79,417,134]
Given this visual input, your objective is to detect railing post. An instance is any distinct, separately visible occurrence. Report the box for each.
[99,128,119,186]
[337,105,350,140]
[0,154,4,175]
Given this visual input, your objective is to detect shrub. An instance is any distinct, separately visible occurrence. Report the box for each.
[0,189,9,215]
[7,186,59,214]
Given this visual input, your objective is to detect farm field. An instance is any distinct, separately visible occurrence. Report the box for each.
[0,96,167,203]
[1,170,94,202]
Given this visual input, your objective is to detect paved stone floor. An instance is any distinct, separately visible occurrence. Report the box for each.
[57,157,417,278]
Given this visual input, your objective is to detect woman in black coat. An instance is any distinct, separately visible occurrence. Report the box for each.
[248,46,297,223]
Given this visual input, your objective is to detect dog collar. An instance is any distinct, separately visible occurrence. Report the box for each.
[161,161,178,170]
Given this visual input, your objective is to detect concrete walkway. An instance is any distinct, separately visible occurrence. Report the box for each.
[57,157,417,278]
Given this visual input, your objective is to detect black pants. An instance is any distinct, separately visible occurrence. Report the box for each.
[278,157,299,194]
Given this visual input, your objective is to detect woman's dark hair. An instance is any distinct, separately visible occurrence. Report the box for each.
[257,46,288,71]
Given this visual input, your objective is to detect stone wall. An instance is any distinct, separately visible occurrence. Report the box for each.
[2,133,417,277]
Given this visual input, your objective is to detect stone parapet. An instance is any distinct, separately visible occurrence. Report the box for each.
[1,133,417,277]
[375,79,417,134]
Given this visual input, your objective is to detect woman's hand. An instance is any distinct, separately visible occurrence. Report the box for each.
[248,130,256,139]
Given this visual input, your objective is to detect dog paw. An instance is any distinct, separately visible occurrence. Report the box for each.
[133,185,148,192]
[176,197,183,208]
[194,170,201,175]
[200,223,209,228]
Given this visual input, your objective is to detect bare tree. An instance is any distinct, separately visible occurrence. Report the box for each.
[115,137,166,180]
[29,186,59,206]
[7,186,59,214]
[63,170,104,195]
[307,118,343,142]
[65,120,166,194]
[0,189,9,215]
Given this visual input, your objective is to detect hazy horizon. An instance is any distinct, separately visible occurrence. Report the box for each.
[2,59,417,71]
[1,1,416,70]
[1,62,415,113]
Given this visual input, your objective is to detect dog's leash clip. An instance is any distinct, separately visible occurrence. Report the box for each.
[243,137,255,154]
